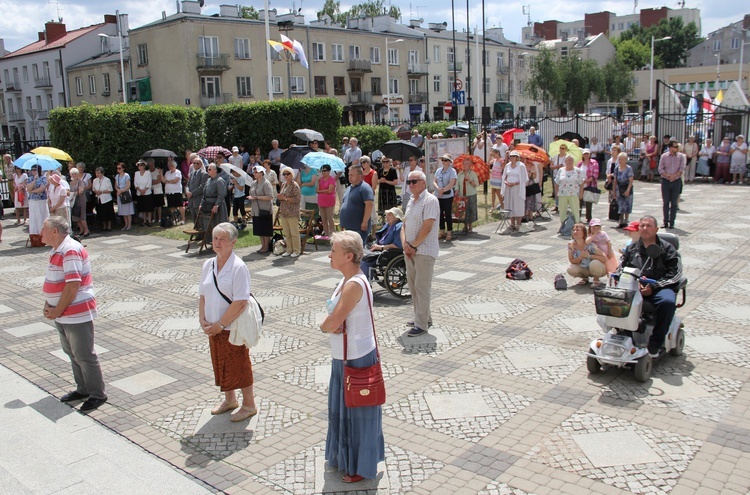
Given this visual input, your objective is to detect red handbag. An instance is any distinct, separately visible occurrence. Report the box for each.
[342,279,386,408]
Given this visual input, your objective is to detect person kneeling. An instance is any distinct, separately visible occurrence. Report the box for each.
[567,222,608,287]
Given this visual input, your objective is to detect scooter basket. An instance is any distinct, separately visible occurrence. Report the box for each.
[594,287,636,318]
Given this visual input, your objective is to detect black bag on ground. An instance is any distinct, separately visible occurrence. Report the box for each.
[554,273,568,290]
[608,198,619,221]
[506,259,532,280]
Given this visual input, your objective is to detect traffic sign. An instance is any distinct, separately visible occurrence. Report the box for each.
[451,91,466,105]
[453,78,463,91]
[443,101,453,114]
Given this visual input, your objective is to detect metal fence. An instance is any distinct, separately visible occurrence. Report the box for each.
[0,138,52,160]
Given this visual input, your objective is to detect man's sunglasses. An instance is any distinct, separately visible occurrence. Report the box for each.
[405,179,422,185]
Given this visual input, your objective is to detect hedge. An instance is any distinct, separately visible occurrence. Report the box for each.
[48,103,205,176]
[336,125,396,157]
[205,98,341,155]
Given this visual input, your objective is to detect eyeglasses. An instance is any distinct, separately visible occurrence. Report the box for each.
[116,167,123,170]
[321,169,330,172]
[405,179,422,185]
[282,172,292,176]
[671,145,679,149]
[440,159,451,162]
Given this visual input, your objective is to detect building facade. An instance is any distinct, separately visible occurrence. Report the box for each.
[686,16,750,85]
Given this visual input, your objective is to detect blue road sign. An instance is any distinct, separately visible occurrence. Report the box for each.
[451,91,466,105]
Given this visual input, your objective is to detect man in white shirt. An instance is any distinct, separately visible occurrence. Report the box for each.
[624,132,637,157]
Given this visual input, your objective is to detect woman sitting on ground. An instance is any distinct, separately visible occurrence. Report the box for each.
[567,222,608,287]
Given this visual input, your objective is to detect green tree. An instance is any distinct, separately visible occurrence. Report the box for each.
[317,0,347,25]
[560,57,603,114]
[240,5,259,20]
[349,0,401,21]
[524,47,563,113]
[615,17,700,69]
[612,38,652,70]
[599,59,635,103]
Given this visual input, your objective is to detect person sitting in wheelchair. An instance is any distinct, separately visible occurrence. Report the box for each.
[361,207,404,279]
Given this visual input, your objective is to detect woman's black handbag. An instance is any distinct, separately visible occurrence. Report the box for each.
[120,190,133,204]
[525,182,542,196]
[608,198,620,220]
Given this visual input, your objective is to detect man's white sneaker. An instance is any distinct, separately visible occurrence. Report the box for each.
[281,252,291,257]
[290,252,300,258]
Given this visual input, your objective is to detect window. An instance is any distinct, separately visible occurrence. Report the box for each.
[447,47,455,64]
[47,94,54,110]
[137,44,149,66]
[332,44,344,62]
[291,76,305,93]
[618,22,624,30]
[43,61,50,79]
[713,40,722,51]
[103,73,111,94]
[314,76,327,95]
[612,23,615,31]
[483,77,490,94]
[448,74,455,90]
[433,75,441,93]
[88,75,96,94]
[22,66,29,83]
[312,42,325,61]
[271,76,282,94]
[560,46,568,58]
[2,70,8,84]
[388,47,399,65]
[55,59,62,77]
[25,96,32,110]
[349,45,360,59]
[350,77,362,93]
[234,38,250,59]
[237,76,252,97]
[433,45,440,63]
[409,50,419,66]
[371,77,382,95]
[75,77,83,96]
[333,76,345,95]
[731,38,740,50]
[483,50,490,65]
[370,46,380,64]
[0,101,4,115]
[497,52,504,68]
[58,92,65,107]
[389,78,399,95]
[409,79,419,95]
[6,99,12,114]
[270,48,281,61]
[35,95,42,110]
[509,81,514,96]
[199,36,219,57]
[32,64,39,80]
[201,76,221,97]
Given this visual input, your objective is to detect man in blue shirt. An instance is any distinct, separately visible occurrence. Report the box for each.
[528,126,543,147]
[339,164,374,245]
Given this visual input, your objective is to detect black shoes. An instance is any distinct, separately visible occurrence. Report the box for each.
[60,391,89,402]
[406,320,433,327]
[407,327,427,337]
[80,397,108,412]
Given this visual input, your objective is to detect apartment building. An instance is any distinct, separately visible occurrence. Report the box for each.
[686,16,750,79]
[0,15,125,141]
[535,33,616,67]
[68,44,131,106]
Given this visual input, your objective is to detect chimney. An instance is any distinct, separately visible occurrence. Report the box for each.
[45,22,67,44]
[104,14,117,24]
[219,4,239,17]
[409,18,423,28]
[38,32,46,42]
[181,1,202,14]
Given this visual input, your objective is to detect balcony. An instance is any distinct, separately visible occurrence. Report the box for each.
[408,92,428,103]
[8,112,25,122]
[497,65,509,75]
[196,54,230,71]
[37,110,49,120]
[348,91,373,105]
[496,92,509,101]
[34,76,52,88]
[347,59,372,73]
[5,79,21,92]
[200,93,233,107]
[407,63,428,75]
[448,62,463,72]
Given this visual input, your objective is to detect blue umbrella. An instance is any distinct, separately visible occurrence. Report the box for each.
[300,151,345,172]
[15,153,62,171]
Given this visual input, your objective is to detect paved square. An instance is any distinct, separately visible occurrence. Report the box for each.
[49,344,109,363]
[686,335,743,353]
[4,322,55,338]
[436,270,476,281]
[573,430,662,467]
[110,370,178,396]
[424,392,494,420]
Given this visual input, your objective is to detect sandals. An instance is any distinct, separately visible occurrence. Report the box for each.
[575,279,589,286]
[445,232,452,241]
[342,474,364,483]
[211,401,239,415]
[230,405,258,422]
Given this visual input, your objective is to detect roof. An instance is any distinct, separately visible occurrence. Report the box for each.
[3,23,102,59]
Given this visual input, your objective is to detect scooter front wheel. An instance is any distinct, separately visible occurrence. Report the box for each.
[633,354,652,383]
[586,354,602,374]
[669,328,685,357]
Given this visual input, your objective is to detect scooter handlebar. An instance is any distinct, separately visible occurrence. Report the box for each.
[640,277,658,285]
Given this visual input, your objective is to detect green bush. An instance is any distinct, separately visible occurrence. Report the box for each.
[414,121,452,138]
[336,125,396,156]
[205,98,341,154]
[49,103,205,176]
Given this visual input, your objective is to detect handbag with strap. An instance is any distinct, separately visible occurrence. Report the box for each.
[342,278,386,408]
[120,190,133,204]
[582,185,601,204]
[211,261,265,348]
[525,182,541,196]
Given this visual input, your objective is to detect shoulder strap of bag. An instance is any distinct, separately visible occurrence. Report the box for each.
[213,260,265,321]
[342,274,378,365]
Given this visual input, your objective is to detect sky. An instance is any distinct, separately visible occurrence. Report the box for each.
[0,0,738,53]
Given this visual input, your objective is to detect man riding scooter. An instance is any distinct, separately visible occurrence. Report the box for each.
[619,215,683,357]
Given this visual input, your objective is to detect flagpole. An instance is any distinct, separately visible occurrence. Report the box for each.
[264,0,273,101]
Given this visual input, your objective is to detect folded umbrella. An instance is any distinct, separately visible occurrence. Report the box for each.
[142,149,177,159]
[280,146,312,169]
[380,140,422,162]
[15,153,62,171]
[198,146,232,161]
[548,139,582,163]
[294,128,324,142]
[300,151,345,172]
[514,143,550,166]
[558,131,585,145]
[30,146,73,162]
[453,154,490,184]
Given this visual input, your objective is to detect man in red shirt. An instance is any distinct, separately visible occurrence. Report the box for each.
[41,215,107,412]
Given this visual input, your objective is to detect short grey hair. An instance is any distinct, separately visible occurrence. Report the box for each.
[331,231,364,264]
[207,163,218,172]
[69,167,80,176]
[408,170,426,181]
[359,155,371,164]
[564,155,575,165]
[76,162,86,171]
[212,222,238,242]
[618,152,629,161]
[95,166,105,174]
[349,165,363,177]
[45,215,70,233]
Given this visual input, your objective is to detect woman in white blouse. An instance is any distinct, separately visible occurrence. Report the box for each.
[92,166,115,231]
[133,160,153,226]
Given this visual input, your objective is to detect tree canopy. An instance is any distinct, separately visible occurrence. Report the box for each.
[240,5,260,20]
[317,0,400,26]
[613,17,701,70]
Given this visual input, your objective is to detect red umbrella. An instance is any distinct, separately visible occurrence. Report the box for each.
[514,143,550,167]
[453,154,490,184]
[198,146,232,161]
[502,128,525,146]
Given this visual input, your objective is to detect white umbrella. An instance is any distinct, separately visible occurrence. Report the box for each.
[294,128,324,142]
[220,163,251,182]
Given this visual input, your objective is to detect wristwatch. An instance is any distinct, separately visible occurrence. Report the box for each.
[407,242,417,251]
[218,323,227,331]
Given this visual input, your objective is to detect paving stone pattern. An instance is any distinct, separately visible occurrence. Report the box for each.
[1,181,750,494]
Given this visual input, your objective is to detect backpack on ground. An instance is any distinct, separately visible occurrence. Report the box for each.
[554,273,568,290]
[506,259,532,280]
[558,213,574,237]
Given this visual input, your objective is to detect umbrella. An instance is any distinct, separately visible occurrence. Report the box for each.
[301,151,345,173]
[30,146,73,162]
[280,145,312,169]
[558,131,585,145]
[198,146,232,161]
[294,128,324,142]
[220,163,251,182]
[15,153,62,171]
[142,148,178,159]
[453,154,490,184]
[513,143,550,166]
[380,140,422,162]
[445,123,470,136]
[548,139,582,163]
[502,128,525,146]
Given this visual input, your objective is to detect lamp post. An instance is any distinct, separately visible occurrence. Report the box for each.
[739,37,750,91]
[649,36,671,114]
[512,52,528,125]
[384,37,403,125]
[98,10,127,104]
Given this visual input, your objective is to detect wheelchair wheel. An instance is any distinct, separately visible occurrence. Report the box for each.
[383,255,410,299]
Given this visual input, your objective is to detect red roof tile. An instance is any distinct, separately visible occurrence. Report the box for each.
[4,23,103,59]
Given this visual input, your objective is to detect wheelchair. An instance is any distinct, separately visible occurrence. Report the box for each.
[363,249,411,299]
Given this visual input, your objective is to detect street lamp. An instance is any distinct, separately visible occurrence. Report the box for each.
[98,10,127,103]
[385,37,403,125]
[512,52,528,124]
[649,36,671,114]
[739,36,750,91]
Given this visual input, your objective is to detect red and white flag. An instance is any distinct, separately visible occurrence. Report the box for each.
[702,88,714,121]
